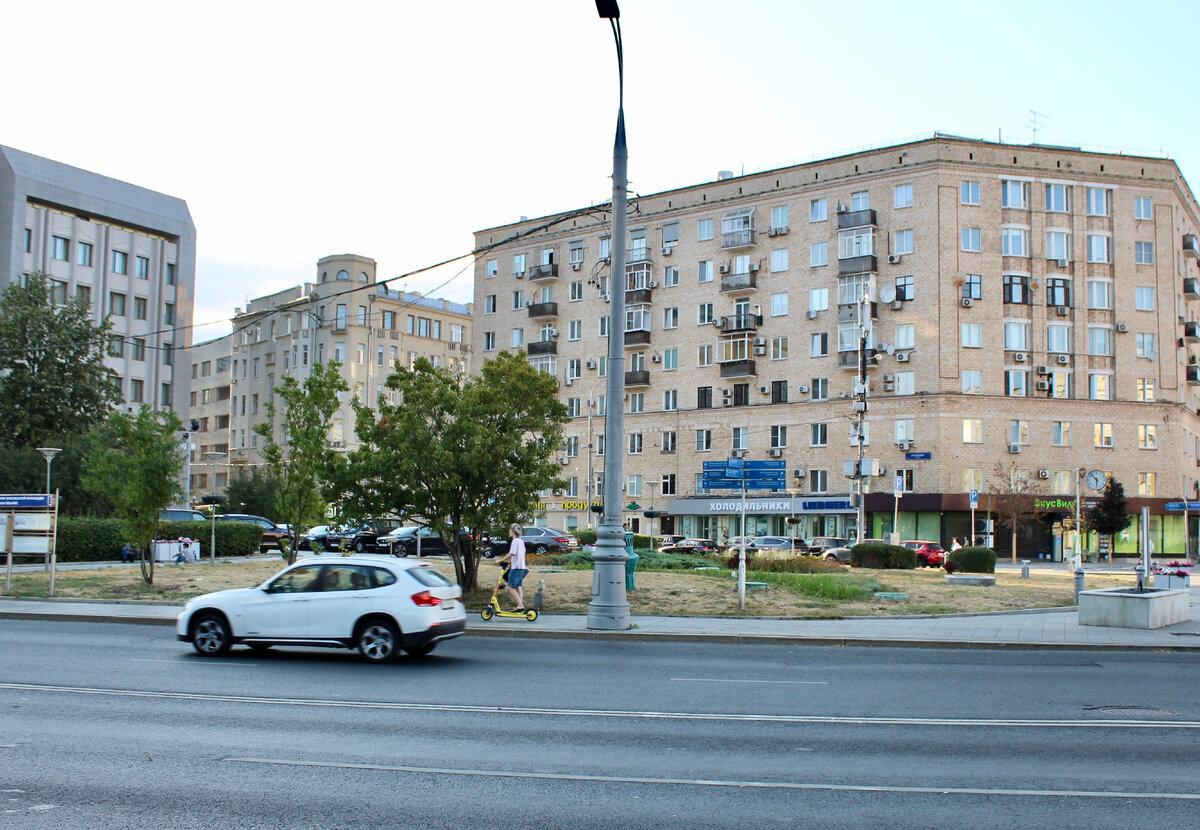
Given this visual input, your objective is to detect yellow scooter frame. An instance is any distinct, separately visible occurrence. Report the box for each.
[480,567,539,621]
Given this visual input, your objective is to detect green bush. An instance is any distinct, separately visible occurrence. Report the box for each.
[849,541,916,570]
[52,517,263,561]
[743,556,847,574]
[750,572,882,600]
[948,546,996,574]
[575,528,597,546]
[635,551,713,570]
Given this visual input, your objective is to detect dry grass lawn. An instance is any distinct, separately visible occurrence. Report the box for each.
[4,555,1135,619]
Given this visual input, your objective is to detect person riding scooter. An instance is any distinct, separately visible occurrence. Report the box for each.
[497,524,528,612]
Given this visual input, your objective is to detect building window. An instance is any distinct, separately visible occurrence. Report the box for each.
[1094,423,1113,448]
[1046,278,1071,307]
[1135,287,1155,310]
[130,379,144,403]
[1003,275,1030,304]
[698,261,713,283]
[811,332,828,357]
[1136,333,1156,359]
[1045,231,1071,261]
[1134,241,1154,265]
[810,242,828,267]
[628,392,644,414]
[963,468,983,491]
[1002,228,1028,257]
[664,265,679,287]
[771,336,788,360]
[1006,370,1028,397]
[51,236,69,261]
[663,347,678,370]
[895,372,914,395]
[962,274,981,300]
[961,227,981,252]
[111,250,128,274]
[894,229,913,256]
[850,190,869,211]
[1138,425,1157,450]
[1046,324,1071,354]
[1086,188,1110,216]
[961,370,982,394]
[771,380,788,403]
[1136,378,1156,402]
[1051,471,1071,495]
[1138,472,1156,497]
[663,390,678,412]
[1009,420,1030,446]
[1088,326,1113,356]
[810,377,828,401]
[771,249,788,272]
[810,422,827,447]
[1001,180,1028,209]
[1087,280,1112,309]
[1045,183,1071,213]
[894,324,914,351]
[838,227,874,259]
[697,387,713,409]
[1089,374,1112,401]
[732,383,750,407]
[483,331,495,351]
[770,293,788,317]
[76,242,93,267]
[810,199,827,222]
[696,429,712,452]
[134,296,148,320]
[962,419,982,443]
[1052,422,1071,446]
[961,181,980,205]
[136,256,150,279]
[810,288,829,312]
[627,433,643,455]
[771,205,788,228]
[1134,197,1153,220]
[109,292,126,316]
[697,219,713,241]
[770,425,788,449]
[49,280,67,305]
[662,431,677,453]
[895,276,913,302]
[1086,235,1110,263]
[1004,322,1028,351]
[894,183,913,209]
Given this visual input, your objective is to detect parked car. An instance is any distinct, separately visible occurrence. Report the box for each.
[656,534,686,551]
[721,536,757,552]
[160,508,208,522]
[325,518,406,553]
[821,538,886,563]
[901,540,946,567]
[486,526,580,557]
[382,526,472,558]
[749,536,812,554]
[176,555,466,662]
[216,513,288,552]
[297,525,336,552]
[658,538,720,555]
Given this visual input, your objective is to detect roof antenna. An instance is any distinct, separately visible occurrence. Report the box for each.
[1028,110,1048,144]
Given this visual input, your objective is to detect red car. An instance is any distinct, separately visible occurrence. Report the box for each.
[901,540,945,567]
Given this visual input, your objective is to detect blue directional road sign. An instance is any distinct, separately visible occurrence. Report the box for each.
[1164,501,1200,511]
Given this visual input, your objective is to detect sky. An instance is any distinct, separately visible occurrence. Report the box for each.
[6,0,1199,343]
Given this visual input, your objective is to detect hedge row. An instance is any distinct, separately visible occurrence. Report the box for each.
[53,518,264,562]
[947,546,997,574]
[849,542,917,570]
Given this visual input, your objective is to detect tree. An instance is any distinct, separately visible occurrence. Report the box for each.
[0,273,121,449]
[0,431,114,516]
[253,361,348,564]
[83,407,185,584]
[341,351,569,590]
[989,460,1046,565]
[223,468,281,519]
[1084,477,1132,560]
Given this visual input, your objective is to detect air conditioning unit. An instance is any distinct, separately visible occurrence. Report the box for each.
[719,264,730,275]
[888,254,902,264]
[563,378,573,386]
[1036,365,1049,375]
[661,247,672,256]
[890,300,903,310]
[766,228,777,237]
[648,280,658,289]
[548,328,559,337]
[753,345,767,355]
[769,447,783,458]
[514,272,525,279]
[961,297,973,308]
[1056,259,1069,268]
[586,358,597,369]
[1008,443,1021,454]
[525,301,534,307]
[560,457,570,465]
[895,352,910,362]
[1056,354,1070,364]
[571,263,581,271]
[793,468,806,479]
[883,383,894,391]
[1056,306,1069,316]
[722,388,733,398]
[897,440,911,450]
[650,353,660,363]
[748,263,760,273]
[1013,353,1027,362]
[1116,323,1129,333]
[753,337,766,347]
[760,385,769,394]
[806,310,819,320]
[836,203,847,213]
[731,449,748,458]
[883,374,894,383]
[798,384,809,393]
[711,319,722,327]
[1036,380,1050,391]
[1038,469,1050,479]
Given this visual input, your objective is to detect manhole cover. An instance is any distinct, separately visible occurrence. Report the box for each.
[1084,705,1176,718]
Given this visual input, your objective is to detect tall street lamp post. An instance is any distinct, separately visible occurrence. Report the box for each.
[36,447,61,496]
[203,451,227,560]
[589,0,631,630]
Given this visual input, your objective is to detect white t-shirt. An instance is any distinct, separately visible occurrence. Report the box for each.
[508,537,527,569]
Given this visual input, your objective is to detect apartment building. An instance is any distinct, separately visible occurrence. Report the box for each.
[186,333,233,502]
[217,254,472,480]
[1,145,196,413]
[472,135,1200,558]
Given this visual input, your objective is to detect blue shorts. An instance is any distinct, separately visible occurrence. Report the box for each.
[506,568,528,588]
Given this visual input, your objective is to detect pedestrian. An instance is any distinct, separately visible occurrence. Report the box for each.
[951,537,963,551]
[498,523,529,612]
[120,543,137,563]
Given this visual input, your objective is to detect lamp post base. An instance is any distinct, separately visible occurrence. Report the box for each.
[587,525,631,629]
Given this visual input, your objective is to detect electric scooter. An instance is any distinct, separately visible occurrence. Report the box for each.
[480,567,538,621]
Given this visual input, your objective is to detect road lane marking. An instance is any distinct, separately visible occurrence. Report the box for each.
[1,682,1198,729]
[226,757,1200,801]
[672,678,827,685]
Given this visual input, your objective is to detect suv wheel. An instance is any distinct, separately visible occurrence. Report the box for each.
[354,539,367,553]
[917,555,928,567]
[357,619,400,663]
[192,613,232,657]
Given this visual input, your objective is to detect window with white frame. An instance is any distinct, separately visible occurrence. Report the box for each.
[894,229,913,255]
[1046,324,1071,354]
[811,332,828,357]
[810,288,829,311]
[838,227,874,259]
[697,219,713,241]
[1138,472,1156,496]
[1009,420,1030,445]
[1006,370,1028,397]
[1138,424,1157,450]
[810,242,828,267]
[962,419,982,443]
[698,303,714,324]
[1002,180,1028,208]
[628,433,642,455]
[626,474,642,496]
[599,316,609,338]
[1050,471,1071,495]
[485,259,498,278]
[663,389,677,411]
[810,422,827,447]
[961,181,980,205]
[894,419,914,443]
[894,324,914,350]
[697,344,713,367]
[961,370,982,394]
[1136,333,1156,358]
[663,347,678,370]
[663,265,679,286]
[810,198,827,222]
[810,377,828,400]
[1088,326,1112,356]
[1087,234,1110,263]
[1003,322,1028,351]
[663,307,679,329]
[1002,227,1028,256]
[771,249,788,272]
[1136,378,1156,402]
[569,281,583,301]
[1050,370,1072,397]
[568,320,582,340]
[961,227,981,252]
[662,431,677,454]
[771,337,788,360]
[894,183,913,209]
[513,254,526,275]
[511,328,524,348]
[851,191,869,211]
[1052,421,1071,446]
[770,425,787,449]
[569,242,584,264]
[895,372,914,395]
[1087,280,1112,309]
[1089,374,1112,401]
[696,429,712,452]
[1094,423,1113,447]
[1046,231,1071,261]
[771,205,788,229]
[1134,197,1153,220]
[771,292,788,316]
[1086,188,1110,216]
[1134,241,1154,264]
[698,260,713,282]
[963,468,983,491]
[849,421,869,446]
[628,392,644,413]
[810,469,828,493]
[1045,184,1071,213]
[1135,287,1155,310]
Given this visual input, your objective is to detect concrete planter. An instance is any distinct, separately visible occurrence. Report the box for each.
[1152,574,1191,591]
[944,574,996,586]
[1078,587,1190,629]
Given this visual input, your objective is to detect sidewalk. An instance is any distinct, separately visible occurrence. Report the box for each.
[2,584,1198,651]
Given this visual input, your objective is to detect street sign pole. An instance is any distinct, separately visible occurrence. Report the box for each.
[969,488,979,546]
[739,461,747,611]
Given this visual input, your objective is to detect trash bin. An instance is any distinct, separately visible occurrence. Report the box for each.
[623,531,634,556]
[625,552,639,591]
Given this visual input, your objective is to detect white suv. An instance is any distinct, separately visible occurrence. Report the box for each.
[177,556,466,662]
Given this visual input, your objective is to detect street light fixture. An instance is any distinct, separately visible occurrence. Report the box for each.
[589,0,631,630]
[36,447,61,496]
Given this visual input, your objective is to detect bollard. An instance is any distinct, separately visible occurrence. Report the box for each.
[1074,567,1085,604]
[1020,560,1031,579]
[533,579,545,611]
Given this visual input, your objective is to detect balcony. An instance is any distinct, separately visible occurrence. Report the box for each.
[1185,321,1200,343]
[526,302,558,319]
[1186,278,1200,299]
[624,370,651,388]
[529,263,558,281]
[721,229,756,250]
[719,359,756,378]
[624,329,652,347]
[720,271,757,292]
[627,247,652,265]
[837,350,878,370]
[625,286,654,304]
[526,340,557,356]
[1188,365,1200,386]
[719,314,763,333]
[837,208,877,230]
[839,254,877,275]
[1184,234,1200,258]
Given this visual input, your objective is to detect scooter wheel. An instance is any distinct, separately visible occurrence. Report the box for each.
[481,606,495,620]
[525,609,538,621]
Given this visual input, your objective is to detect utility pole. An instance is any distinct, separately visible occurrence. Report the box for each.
[853,288,872,543]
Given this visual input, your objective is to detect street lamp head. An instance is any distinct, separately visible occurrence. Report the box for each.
[36,447,62,461]
[595,0,619,18]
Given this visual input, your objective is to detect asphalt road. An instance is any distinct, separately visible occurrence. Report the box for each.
[2,620,1199,829]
